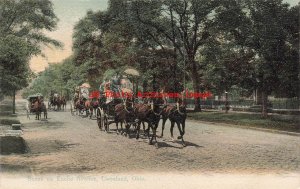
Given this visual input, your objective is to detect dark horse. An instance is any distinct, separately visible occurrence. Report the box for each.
[60,96,67,110]
[49,94,61,111]
[135,97,165,148]
[160,98,187,147]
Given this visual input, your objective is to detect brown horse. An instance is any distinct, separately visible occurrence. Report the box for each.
[33,97,47,120]
[75,98,85,115]
[90,99,99,118]
[114,97,135,136]
[84,98,99,119]
[84,99,91,117]
[134,103,151,139]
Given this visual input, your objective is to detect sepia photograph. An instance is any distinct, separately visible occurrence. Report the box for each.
[0,0,299,188]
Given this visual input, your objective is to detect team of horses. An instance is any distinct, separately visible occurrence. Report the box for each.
[73,96,99,118]
[136,97,187,147]
[96,95,187,148]
[49,95,67,111]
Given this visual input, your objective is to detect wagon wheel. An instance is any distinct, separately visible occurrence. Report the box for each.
[103,114,109,132]
[96,108,103,130]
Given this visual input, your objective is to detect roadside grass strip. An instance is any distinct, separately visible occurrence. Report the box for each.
[188,112,299,133]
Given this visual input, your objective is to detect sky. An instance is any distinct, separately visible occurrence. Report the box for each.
[29,0,299,73]
[30,0,108,72]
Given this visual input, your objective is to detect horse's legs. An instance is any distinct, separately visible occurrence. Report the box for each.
[148,123,154,145]
[153,123,159,148]
[125,123,130,137]
[35,110,39,120]
[178,119,186,139]
[136,121,141,139]
[89,108,93,119]
[170,121,175,142]
[142,122,148,136]
[86,108,89,117]
[146,122,151,139]
[176,121,185,147]
[36,111,40,120]
[116,122,119,134]
[142,122,145,135]
[160,117,167,138]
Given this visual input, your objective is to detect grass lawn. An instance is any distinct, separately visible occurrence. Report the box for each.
[188,111,300,133]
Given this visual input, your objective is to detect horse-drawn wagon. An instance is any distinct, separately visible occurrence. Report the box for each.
[26,93,47,120]
[93,69,187,148]
[96,75,136,136]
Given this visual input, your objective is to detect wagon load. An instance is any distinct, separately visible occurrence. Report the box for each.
[79,83,90,99]
[99,75,133,102]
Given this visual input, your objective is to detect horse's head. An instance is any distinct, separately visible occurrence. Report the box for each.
[125,96,134,108]
[37,96,42,103]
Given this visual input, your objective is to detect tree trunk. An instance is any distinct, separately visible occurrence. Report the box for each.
[191,67,201,112]
[143,80,148,93]
[225,91,229,113]
[12,89,16,114]
[256,88,262,105]
[261,89,268,118]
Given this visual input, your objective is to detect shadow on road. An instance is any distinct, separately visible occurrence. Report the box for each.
[158,140,203,149]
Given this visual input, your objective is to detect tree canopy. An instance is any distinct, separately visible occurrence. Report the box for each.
[25,0,299,116]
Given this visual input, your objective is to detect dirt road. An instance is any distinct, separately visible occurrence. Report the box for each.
[1,99,299,175]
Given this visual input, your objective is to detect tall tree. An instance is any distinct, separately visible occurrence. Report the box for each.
[244,0,299,116]
[0,35,31,113]
[0,0,61,112]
